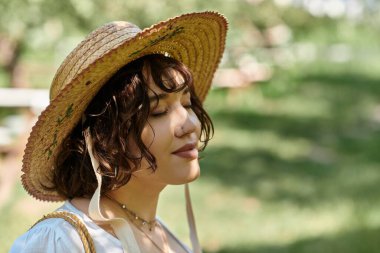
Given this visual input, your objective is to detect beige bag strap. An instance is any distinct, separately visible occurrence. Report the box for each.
[32,211,96,253]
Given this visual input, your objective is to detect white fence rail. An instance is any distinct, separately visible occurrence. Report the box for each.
[0,88,49,150]
[0,88,49,112]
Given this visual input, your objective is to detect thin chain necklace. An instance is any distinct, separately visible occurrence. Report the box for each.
[134,219,170,253]
[105,194,157,231]
[105,194,170,253]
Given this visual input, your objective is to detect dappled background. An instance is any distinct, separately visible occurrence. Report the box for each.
[1,0,380,252]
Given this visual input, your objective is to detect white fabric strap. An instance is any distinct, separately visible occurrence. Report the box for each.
[84,129,140,253]
[185,184,202,253]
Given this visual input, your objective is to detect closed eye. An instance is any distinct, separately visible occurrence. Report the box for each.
[150,103,192,118]
[151,109,168,117]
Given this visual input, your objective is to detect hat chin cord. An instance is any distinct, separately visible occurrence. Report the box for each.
[84,128,141,253]
[83,128,202,253]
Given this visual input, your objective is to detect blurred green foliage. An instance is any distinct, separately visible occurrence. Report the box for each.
[0,0,379,86]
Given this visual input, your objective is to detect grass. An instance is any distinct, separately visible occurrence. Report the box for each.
[160,58,380,252]
[1,57,380,252]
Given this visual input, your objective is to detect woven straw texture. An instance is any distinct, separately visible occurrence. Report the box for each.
[22,11,228,201]
[32,211,96,253]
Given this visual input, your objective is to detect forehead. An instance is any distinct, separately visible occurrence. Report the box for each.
[143,65,186,95]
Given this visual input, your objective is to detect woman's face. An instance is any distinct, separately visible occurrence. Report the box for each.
[132,68,202,186]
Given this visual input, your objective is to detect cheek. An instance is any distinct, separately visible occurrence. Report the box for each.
[141,125,155,149]
[141,122,171,153]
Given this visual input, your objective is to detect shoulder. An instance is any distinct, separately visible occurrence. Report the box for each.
[10,201,124,253]
[9,216,85,253]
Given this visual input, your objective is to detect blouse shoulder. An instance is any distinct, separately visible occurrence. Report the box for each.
[9,217,84,253]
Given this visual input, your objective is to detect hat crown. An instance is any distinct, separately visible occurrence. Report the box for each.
[50,21,142,100]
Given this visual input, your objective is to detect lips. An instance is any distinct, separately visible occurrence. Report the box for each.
[172,143,198,159]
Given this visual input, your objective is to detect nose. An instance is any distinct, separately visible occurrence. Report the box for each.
[174,105,199,138]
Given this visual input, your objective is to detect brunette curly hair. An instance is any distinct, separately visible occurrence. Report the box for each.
[52,54,213,199]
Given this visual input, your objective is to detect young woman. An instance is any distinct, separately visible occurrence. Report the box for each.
[10,12,227,253]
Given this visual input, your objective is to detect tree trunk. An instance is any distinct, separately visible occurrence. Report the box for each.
[0,37,27,88]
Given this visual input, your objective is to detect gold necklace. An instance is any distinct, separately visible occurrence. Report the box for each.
[105,194,170,253]
[133,219,170,253]
[105,194,157,231]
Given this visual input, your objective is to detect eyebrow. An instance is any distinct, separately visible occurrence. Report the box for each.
[148,87,190,104]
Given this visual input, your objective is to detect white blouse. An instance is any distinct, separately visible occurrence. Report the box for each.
[9,201,191,253]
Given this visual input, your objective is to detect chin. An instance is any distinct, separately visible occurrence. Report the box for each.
[186,170,200,183]
[184,164,201,183]
[171,164,200,185]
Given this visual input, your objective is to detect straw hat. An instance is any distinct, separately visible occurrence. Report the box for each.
[21,11,228,201]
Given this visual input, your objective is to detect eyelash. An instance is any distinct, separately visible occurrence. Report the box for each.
[151,104,193,117]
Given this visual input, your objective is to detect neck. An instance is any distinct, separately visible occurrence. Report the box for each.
[105,175,166,222]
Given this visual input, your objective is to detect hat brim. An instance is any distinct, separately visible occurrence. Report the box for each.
[21,11,228,201]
